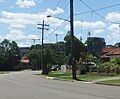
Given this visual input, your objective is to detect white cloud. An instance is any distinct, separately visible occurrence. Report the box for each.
[53,30,64,35]
[8,24,26,29]
[0,8,64,27]
[108,24,120,31]
[16,0,37,8]
[0,8,65,46]
[6,29,39,41]
[106,12,120,22]
[65,21,106,31]
[94,29,104,34]
[44,7,64,15]
[65,24,70,31]
[0,0,3,2]
[105,24,120,44]
[75,21,106,29]
[0,0,5,2]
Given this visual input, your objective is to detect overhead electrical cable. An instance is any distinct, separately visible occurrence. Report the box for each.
[79,0,120,24]
[44,15,70,39]
[45,1,70,39]
[44,21,66,39]
[53,0,62,10]
[75,3,120,16]
[57,1,69,17]
[87,12,93,37]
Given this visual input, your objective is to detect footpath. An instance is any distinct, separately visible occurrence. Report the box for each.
[91,77,120,83]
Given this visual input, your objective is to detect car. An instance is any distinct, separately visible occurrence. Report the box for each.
[51,65,60,71]
[83,62,96,66]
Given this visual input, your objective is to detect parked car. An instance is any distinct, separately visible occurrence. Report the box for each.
[83,62,96,66]
[51,65,60,71]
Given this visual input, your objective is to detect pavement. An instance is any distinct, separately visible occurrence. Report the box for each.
[92,77,120,83]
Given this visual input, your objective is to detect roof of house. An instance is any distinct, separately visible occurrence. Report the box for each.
[20,57,30,64]
[101,48,120,58]
[102,48,117,53]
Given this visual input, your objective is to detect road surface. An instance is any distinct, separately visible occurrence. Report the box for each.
[0,70,120,99]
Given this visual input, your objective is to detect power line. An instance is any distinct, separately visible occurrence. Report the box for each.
[48,0,69,24]
[46,0,69,32]
[75,3,120,16]
[53,0,62,10]
[44,21,66,39]
[45,15,70,40]
[79,0,120,24]
[57,1,70,18]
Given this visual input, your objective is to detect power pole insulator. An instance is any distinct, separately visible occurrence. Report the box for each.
[37,20,49,74]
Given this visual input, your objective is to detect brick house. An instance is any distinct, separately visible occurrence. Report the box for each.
[101,48,120,62]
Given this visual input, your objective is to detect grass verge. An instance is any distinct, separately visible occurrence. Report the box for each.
[47,71,116,82]
[97,80,120,86]
[0,71,8,74]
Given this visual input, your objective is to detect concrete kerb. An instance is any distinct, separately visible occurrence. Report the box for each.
[40,74,120,86]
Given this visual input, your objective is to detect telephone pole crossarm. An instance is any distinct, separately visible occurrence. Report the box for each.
[37,20,49,74]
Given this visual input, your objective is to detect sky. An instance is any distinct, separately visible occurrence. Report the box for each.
[0,0,120,47]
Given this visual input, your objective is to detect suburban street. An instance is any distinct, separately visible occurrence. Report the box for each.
[0,71,120,99]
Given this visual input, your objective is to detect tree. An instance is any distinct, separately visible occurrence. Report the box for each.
[64,31,86,64]
[0,39,20,70]
[9,41,21,68]
[28,48,41,70]
[114,42,120,48]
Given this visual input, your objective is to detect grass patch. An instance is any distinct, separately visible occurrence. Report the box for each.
[48,71,120,81]
[0,71,8,74]
[77,75,114,81]
[48,71,117,81]
[98,80,120,85]
[48,71,72,80]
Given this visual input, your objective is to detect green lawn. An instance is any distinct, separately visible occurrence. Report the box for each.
[48,71,116,81]
[0,71,8,74]
[77,75,113,81]
[48,71,72,80]
[98,80,120,85]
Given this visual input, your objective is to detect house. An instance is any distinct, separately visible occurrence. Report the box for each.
[20,57,30,64]
[101,48,120,62]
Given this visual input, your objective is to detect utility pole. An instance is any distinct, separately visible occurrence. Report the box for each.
[88,31,91,37]
[55,34,58,43]
[32,39,40,45]
[70,0,76,79]
[37,20,49,74]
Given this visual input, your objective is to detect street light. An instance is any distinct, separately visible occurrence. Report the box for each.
[47,15,70,22]
[47,14,77,80]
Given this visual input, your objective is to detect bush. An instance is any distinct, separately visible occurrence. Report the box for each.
[115,58,120,65]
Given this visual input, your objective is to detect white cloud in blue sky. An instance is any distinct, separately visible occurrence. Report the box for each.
[16,0,37,8]
[0,0,120,47]
[0,7,65,46]
[106,12,120,22]
[0,0,5,2]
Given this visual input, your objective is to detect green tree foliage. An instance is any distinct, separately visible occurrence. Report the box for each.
[28,42,67,71]
[0,39,20,70]
[64,31,86,64]
[28,48,41,70]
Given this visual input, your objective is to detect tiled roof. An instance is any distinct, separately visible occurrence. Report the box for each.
[106,48,120,55]
[101,48,120,58]
[20,57,30,64]
[102,48,117,53]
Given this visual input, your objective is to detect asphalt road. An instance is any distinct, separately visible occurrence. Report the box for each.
[0,70,120,99]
